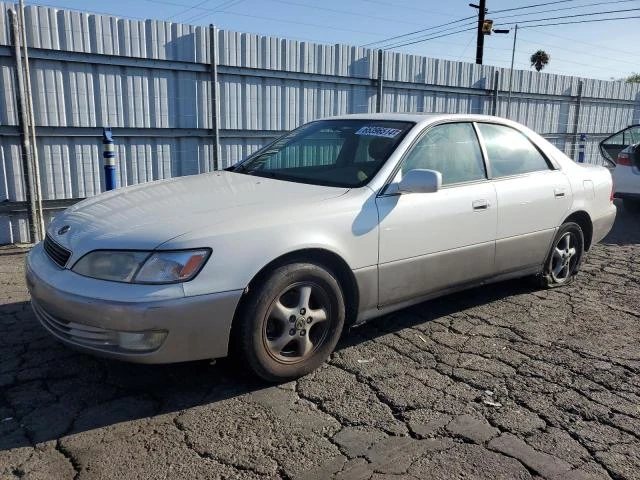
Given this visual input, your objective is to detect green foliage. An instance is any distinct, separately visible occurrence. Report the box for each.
[530,50,550,72]
[626,73,640,83]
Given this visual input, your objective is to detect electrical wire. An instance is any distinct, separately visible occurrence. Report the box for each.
[165,0,211,21]
[489,0,639,22]
[490,0,581,14]
[356,0,457,18]
[362,16,476,47]
[517,33,639,67]
[493,6,640,25]
[519,30,639,56]
[383,27,478,50]
[515,13,640,28]
[268,0,426,27]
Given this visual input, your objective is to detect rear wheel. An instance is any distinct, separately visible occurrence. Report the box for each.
[623,198,640,213]
[236,262,345,382]
[538,222,584,288]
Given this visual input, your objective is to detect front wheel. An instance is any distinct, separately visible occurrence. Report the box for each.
[538,222,585,288]
[235,262,345,382]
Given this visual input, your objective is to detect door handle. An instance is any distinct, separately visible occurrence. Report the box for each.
[472,199,489,210]
[554,188,566,198]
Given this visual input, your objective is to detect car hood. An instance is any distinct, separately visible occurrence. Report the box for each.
[48,171,349,258]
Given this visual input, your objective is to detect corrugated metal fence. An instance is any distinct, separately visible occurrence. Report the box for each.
[1,2,639,243]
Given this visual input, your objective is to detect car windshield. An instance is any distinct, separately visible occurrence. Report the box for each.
[232,119,415,187]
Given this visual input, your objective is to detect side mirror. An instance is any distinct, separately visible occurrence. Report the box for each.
[397,169,442,194]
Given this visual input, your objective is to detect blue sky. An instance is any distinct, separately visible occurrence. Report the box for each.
[29,0,640,80]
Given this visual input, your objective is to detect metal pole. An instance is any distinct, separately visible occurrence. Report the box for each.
[376,49,384,113]
[209,24,220,171]
[491,70,499,116]
[578,133,586,163]
[475,0,487,65]
[9,9,38,243]
[18,0,44,239]
[568,81,584,161]
[506,24,517,118]
[103,128,117,190]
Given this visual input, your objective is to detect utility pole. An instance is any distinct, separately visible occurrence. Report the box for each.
[471,0,487,64]
[506,24,518,118]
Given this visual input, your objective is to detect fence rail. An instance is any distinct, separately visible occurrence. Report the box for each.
[1,1,639,244]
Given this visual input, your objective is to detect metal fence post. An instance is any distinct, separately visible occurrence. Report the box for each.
[103,128,117,191]
[491,70,499,116]
[568,80,584,160]
[376,49,384,113]
[19,0,44,238]
[209,24,220,170]
[9,9,38,243]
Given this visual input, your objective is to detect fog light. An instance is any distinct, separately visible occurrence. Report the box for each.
[116,330,167,352]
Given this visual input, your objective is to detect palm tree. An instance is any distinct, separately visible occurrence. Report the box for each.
[530,50,550,72]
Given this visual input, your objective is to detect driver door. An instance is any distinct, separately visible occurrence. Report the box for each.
[376,122,497,306]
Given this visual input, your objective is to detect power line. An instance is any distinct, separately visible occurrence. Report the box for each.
[180,0,245,23]
[215,10,382,36]
[165,0,211,21]
[383,27,478,50]
[362,16,476,47]
[494,6,640,25]
[268,0,427,26]
[521,30,639,56]
[490,0,639,22]
[490,0,580,14]
[517,33,639,66]
[142,0,383,35]
[356,0,459,18]
[515,13,640,28]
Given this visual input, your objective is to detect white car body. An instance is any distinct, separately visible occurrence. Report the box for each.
[26,114,616,365]
[613,143,640,209]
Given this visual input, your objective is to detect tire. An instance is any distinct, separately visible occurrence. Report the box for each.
[235,262,345,382]
[623,198,640,214]
[537,222,585,288]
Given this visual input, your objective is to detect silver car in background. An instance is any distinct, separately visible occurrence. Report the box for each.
[26,114,616,382]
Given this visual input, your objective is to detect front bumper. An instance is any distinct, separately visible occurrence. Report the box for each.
[26,243,243,363]
[592,204,617,246]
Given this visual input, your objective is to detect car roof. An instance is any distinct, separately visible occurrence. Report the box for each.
[326,113,512,128]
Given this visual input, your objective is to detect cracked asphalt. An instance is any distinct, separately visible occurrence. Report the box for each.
[1,204,639,480]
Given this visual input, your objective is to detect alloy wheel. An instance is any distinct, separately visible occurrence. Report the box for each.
[550,232,578,282]
[262,282,331,364]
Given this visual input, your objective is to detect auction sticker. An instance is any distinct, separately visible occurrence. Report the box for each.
[355,126,402,138]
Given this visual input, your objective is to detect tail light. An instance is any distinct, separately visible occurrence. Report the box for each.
[617,152,632,166]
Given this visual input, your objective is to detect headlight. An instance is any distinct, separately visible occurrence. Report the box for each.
[72,249,210,284]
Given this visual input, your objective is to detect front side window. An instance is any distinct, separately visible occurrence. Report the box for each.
[401,122,486,185]
[477,123,551,178]
[234,120,414,187]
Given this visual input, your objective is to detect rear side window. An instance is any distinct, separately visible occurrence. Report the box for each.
[477,123,551,178]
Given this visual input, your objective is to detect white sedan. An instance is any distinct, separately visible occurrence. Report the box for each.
[26,114,616,382]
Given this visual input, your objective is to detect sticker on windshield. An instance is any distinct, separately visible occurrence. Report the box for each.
[355,126,402,138]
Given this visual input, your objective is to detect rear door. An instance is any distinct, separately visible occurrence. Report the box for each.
[376,122,497,306]
[600,125,640,164]
[475,122,572,274]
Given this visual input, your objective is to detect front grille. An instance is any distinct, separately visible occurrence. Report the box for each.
[43,234,72,268]
[32,300,119,349]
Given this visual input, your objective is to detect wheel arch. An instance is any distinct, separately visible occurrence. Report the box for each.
[563,210,593,251]
[230,248,360,346]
